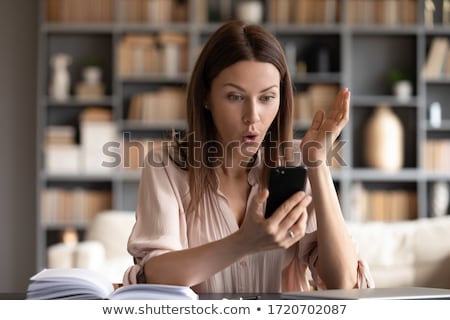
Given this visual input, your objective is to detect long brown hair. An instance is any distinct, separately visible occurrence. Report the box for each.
[173,20,294,213]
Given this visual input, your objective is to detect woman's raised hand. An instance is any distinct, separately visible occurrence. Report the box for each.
[300,87,350,168]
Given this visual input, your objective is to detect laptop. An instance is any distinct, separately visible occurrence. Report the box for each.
[282,287,450,300]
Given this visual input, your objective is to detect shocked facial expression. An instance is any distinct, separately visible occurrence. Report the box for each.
[207,60,280,162]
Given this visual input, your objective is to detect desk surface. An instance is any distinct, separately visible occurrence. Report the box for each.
[0,292,282,300]
[3,287,450,300]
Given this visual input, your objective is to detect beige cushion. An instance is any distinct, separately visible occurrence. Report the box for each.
[413,217,450,288]
[347,216,450,288]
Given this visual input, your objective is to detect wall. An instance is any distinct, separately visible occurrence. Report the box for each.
[0,0,38,292]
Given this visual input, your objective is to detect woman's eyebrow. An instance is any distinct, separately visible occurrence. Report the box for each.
[223,83,279,93]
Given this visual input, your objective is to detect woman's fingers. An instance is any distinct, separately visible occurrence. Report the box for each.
[247,189,311,249]
[268,191,307,225]
[309,109,325,132]
[277,193,312,232]
[267,190,311,244]
[271,193,310,248]
[327,88,350,132]
[288,208,308,243]
[302,88,350,146]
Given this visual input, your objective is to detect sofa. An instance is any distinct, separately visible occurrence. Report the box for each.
[47,211,450,288]
[347,216,450,289]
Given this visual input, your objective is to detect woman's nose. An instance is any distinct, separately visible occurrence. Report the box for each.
[242,100,260,124]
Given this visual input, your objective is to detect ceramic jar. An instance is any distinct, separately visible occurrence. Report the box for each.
[49,53,72,101]
[364,104,404,171]
[429,101,442,128]
[430,181,450,217]
[236,1,263,24]
[83,66,102,84]
[393,80,412,102]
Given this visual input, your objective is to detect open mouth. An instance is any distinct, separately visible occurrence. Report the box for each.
[242,134,258,142]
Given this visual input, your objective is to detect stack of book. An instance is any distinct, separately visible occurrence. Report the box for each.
[350,183,417,222]
[40,188,112,226]
[268,0,339,24]
[118,33,188,77]
[127,87,186,124]
[45,126,80,175]
[46,0,113,22]
[347,0,416,25]
[423,139,450,172]
[422,37,450,80]
[122,0,188,24]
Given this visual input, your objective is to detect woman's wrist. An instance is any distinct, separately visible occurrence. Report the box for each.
[231,228,256,255]
[305,163,334,193]
[304,159,330,172]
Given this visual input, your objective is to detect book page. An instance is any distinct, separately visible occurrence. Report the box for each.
[110,283,199,300]
[28,268,114,299]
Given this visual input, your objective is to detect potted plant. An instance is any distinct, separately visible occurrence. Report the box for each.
[75,57,105,100]
[387,68,413,102]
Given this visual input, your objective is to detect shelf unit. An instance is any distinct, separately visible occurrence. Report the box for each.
[36,0,450,270]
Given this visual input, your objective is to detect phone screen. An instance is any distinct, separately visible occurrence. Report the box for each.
[264,166,307,218]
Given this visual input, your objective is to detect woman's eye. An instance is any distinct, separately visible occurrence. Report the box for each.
[228,94,244,101]
[261,95,275,102]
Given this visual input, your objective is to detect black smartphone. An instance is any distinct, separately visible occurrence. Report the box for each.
[264,166,308,218]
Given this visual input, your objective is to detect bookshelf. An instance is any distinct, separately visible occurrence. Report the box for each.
[36,0,450,270]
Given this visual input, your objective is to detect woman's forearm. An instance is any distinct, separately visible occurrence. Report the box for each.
[307,164,358,289]
[144,230,250,287]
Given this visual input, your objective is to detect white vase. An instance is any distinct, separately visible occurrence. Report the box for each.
[393,80,412,102]
[429,101,442,128]
[49,53,72,101]
[364,105,404,171]
[83,66,102,84]
[430,182,450,217]
[236,1,263,23]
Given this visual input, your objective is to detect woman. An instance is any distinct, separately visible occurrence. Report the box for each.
[123,20,374,293]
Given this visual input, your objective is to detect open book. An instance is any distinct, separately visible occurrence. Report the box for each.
[26,268,199,300]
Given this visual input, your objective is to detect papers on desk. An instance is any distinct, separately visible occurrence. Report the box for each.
[26,268,198,300]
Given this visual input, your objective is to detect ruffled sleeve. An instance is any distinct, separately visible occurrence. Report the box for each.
[282,215,375,291]
[123,146,188,285]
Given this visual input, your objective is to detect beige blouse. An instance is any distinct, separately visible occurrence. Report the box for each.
[123,145,374,293]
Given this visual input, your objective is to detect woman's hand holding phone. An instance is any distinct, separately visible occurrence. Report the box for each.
[265,166,308,218]
[238,166,311,252]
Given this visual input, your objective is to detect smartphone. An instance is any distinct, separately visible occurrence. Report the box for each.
[264,166,308,218]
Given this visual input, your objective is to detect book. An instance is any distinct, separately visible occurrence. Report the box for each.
[422,37,449,79]
[26,268,199,300]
